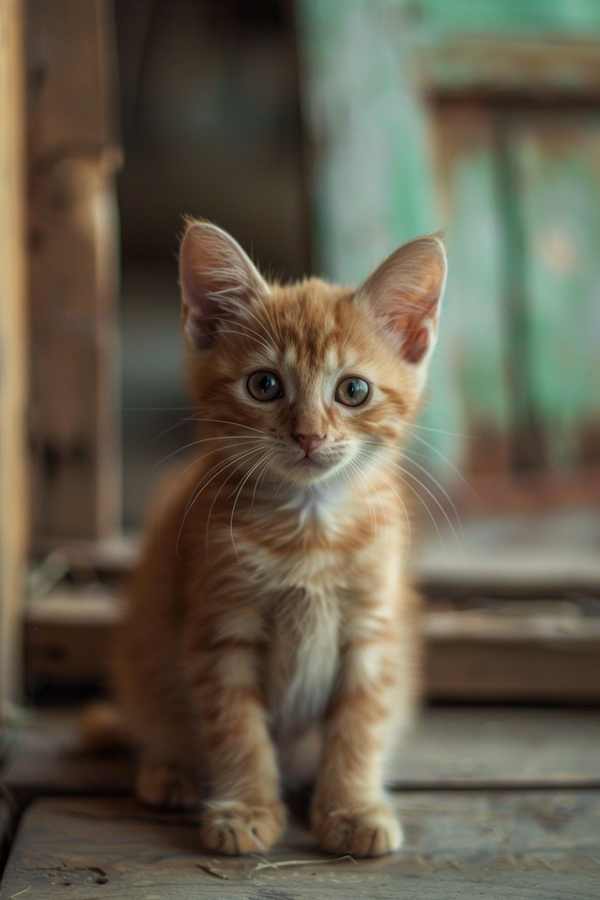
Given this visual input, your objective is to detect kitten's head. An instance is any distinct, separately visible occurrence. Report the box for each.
[179,219,446,490]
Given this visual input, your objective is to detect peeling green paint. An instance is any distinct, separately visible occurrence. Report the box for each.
[425,125,510,472]
[296,0,438,284]
[298,0,600,484]
[516,115,600,468]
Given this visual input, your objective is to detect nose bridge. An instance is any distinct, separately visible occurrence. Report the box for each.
[292,382,327,436]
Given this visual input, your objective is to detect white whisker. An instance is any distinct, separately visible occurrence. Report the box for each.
[356,452,410,551]
[378,458,448,555]
[251,453,274,512]
[176,446,264,558]
[228,453,271,568]
[204,446,268,559]
[194,418,272,438]
[395,456,464,539]
[201,317,274,354]
[241,304,282,349]
[405,431,474,492]
[134,434,264,492]
[158,438,262,538]
[408,422,471,438]
[142,415,201,448]
[360,462,391,548]
[347,458,377,535]
[380,458,462,557]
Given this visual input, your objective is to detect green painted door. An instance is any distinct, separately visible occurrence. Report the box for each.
[298,0,600,509]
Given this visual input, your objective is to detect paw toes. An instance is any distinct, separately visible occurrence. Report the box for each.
[314,803,402,858]
[200,800,285,856]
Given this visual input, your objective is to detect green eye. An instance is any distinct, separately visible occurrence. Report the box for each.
[335,376,370,407]
[247,370,283,402]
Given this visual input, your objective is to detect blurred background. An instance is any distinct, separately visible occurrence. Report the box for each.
[115,0,309,527]
[2,0,600,714]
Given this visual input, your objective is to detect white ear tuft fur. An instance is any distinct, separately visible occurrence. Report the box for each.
[356,235,447,370]
[179,220,269,350]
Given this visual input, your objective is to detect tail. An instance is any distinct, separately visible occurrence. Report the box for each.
[79,702,132,754]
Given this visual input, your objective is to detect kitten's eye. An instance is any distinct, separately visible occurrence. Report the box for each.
[335,376,370,407]
[247,370,283,402]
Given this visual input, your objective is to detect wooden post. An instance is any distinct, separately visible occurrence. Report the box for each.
[0,0,28,709]
[27,0,122,541]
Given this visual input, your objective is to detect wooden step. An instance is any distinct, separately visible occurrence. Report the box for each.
[1,791,599,899]
[26,510,600,702]
[3,707,600,897]
[5,707,600,801]
[25,591,600,703]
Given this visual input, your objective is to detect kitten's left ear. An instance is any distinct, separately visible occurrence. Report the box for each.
[179,219,270,350]
[356,234,447,370]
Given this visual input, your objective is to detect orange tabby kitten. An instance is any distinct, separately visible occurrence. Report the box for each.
[113,220,446,857]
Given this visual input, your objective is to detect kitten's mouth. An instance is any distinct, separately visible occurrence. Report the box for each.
[275,449,349,485]
[291,452,342,476]
[294,455,323,468]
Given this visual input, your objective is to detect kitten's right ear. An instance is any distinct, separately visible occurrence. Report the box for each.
[179,220,269,350]
[356,234,447,372]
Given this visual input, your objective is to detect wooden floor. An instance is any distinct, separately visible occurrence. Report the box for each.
[2,707,600,898]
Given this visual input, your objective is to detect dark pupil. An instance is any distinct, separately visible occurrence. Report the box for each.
[260,375,273,394]
[348,380,357,398]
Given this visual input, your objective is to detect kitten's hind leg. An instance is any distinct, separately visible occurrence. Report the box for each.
[115,635,204,810]
[112,518,205,810]
[137,758,200,810]
[116,657,205,810]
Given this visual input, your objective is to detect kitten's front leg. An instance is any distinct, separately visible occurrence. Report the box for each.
[312,632,403,857]
[188,643,286,855]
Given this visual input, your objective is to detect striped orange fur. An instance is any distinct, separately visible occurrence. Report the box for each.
[113,220,446,857]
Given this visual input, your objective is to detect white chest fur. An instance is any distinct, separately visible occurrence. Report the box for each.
[266,581,341,740]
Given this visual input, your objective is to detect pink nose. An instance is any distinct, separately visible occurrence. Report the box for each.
[293,433,326,455]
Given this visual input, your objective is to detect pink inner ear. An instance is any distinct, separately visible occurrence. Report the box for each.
[360,236,446,367]
[179,223,268,350]
[386,292,438,365]
[403,325,430,364]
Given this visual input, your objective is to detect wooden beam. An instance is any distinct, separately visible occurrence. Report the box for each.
[0,0,28,710]
[27,0,122,540]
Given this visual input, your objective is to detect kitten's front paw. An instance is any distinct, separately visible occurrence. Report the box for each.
[312,802,402,857]
[136,759,199,810]
[201,799,286,855]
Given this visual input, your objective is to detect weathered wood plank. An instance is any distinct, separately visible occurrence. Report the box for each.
[2,793,600,898]
[418,508,600,593]
[426,637,600,703]
[23,603,600,704]
[5,707,600,801]
[389,707,600,789]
